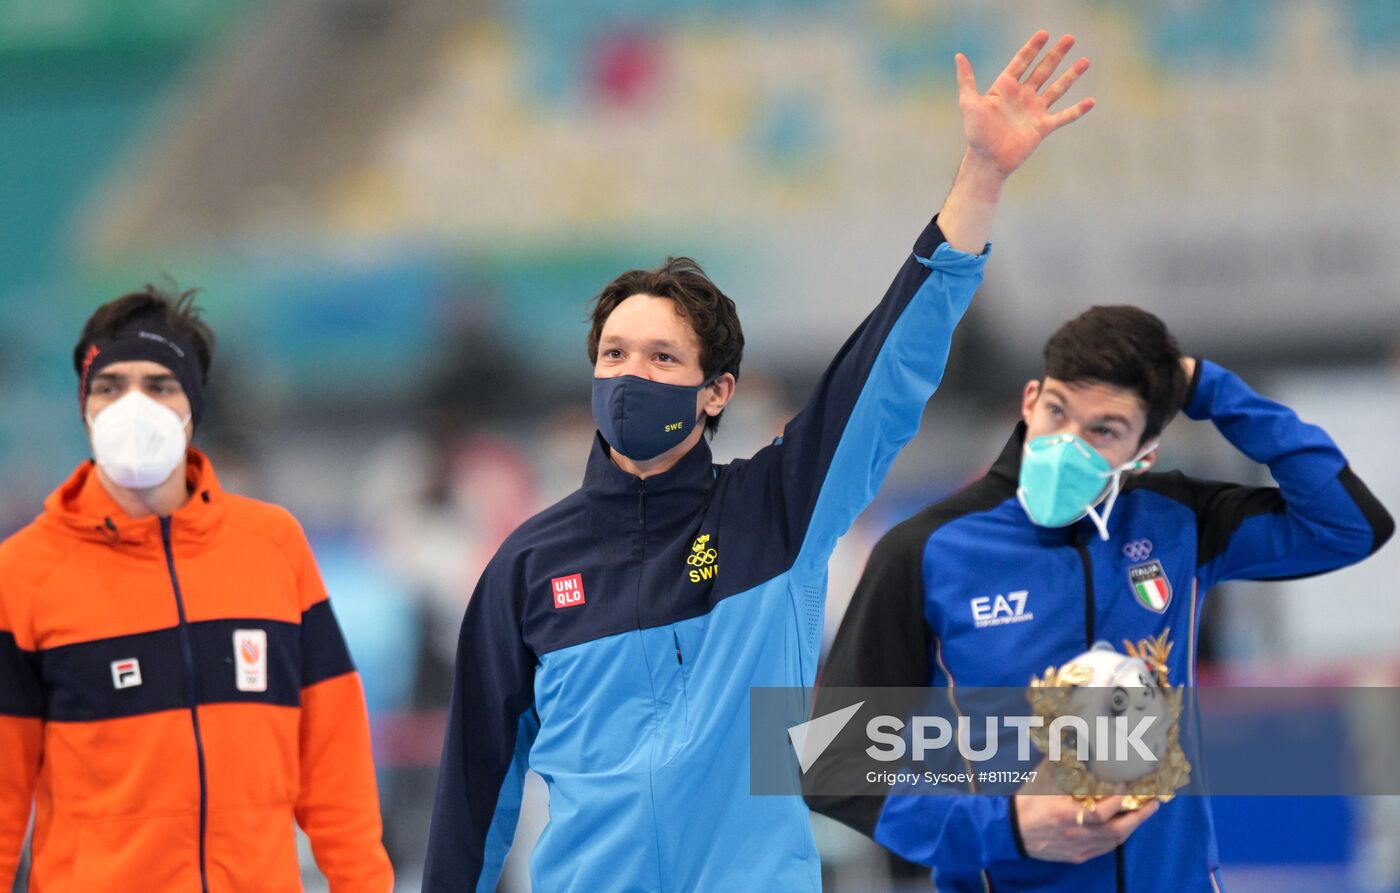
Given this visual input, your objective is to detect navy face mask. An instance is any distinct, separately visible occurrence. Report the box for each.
[591,374,716,461]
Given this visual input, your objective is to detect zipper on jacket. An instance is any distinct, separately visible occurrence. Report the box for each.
[672,629,683,665]
[161,517,211,893]
[1073,533,1095,648]
[634,480,648,629]
[1075,530,1126,893]
[634,480,672,893]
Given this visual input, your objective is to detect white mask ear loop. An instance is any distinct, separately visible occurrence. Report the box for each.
[1086,441,1159,542]
[1085,482,1117,542]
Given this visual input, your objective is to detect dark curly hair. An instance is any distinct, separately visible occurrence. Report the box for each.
[1043,305,1186,445]
[73,282,216,380]
[586,257,745,436]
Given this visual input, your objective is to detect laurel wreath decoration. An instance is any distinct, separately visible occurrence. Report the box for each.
[1027,629,1192,812]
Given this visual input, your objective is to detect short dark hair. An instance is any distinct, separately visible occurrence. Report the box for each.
[587,257,744,436]
[1042,305,1186,444]
[73,282,216,380]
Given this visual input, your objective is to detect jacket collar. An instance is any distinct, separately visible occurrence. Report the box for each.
[988,421,1028,487]
[41,448,228,552]
[581,432,714,512]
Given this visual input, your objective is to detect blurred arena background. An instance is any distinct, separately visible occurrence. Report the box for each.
[3,0,1397,890]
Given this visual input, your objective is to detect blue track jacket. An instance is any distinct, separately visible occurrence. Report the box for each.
[807,359,1393,892]
[422,217,989,892]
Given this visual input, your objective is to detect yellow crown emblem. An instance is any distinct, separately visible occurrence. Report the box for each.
[687,534,717,568]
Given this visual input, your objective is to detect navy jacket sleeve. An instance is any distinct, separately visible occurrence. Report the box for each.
[1153,359,1393,590]
[803,516,1024,873]
[423,559,539,893]
[736,217,988,578]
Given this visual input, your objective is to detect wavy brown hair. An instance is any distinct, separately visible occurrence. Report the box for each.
[587,257,744,436]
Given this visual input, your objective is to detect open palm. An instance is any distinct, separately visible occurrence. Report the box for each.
[958,32,1095,177]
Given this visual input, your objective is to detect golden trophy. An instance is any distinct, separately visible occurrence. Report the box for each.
[1028,630,1191,814]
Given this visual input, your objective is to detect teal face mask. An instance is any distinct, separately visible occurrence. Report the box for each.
[1016,433,1156,541]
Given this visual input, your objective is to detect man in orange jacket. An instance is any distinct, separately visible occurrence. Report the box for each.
[0,286,393,891]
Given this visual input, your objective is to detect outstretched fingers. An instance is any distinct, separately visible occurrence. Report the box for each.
[1048,96,1096,131]
[1042,57,1092,108]
[1024,34,1076,90]
[999,30,1050,83]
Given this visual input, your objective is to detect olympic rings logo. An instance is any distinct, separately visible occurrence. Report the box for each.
[687,549,718,567]
[1123,539,1153,562]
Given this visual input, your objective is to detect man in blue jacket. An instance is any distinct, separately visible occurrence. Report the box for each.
[806,304,1394,891]
[423,30,1097,892]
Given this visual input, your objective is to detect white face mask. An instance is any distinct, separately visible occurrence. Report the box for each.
[87,391,191,490]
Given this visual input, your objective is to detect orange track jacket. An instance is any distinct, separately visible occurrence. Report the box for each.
[0,450,393,892]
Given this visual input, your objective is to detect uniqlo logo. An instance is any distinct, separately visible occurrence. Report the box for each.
[552,574,585,609]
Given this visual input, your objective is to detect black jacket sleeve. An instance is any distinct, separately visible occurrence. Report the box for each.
[803,517,932,835]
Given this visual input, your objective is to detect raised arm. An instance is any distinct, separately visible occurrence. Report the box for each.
[939,31,1094,253]
[737,31,1096,584]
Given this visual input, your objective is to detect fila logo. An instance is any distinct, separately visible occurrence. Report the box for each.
[234,629,268,692]
[111,658,142,690]
[970,590,1034,629]
[552,574,586,609]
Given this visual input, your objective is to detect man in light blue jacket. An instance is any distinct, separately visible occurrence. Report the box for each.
[425,30,1096,891]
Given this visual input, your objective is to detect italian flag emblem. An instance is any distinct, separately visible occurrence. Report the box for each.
[1128,560,1172,612]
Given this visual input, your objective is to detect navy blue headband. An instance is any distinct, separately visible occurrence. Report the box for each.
[79,319,206,428]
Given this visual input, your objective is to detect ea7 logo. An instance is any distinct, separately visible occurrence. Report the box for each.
[970,591,1034,629]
